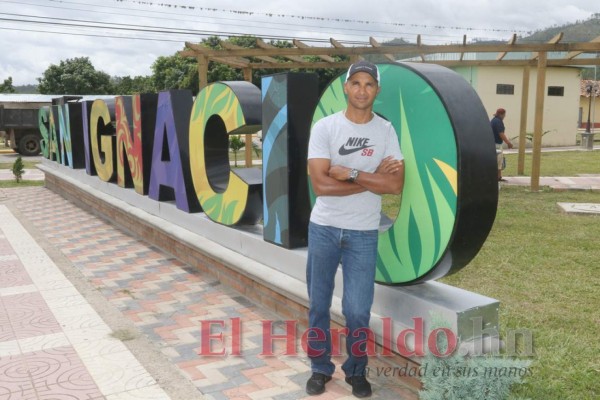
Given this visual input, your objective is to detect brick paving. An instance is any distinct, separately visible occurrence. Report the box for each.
[0,201,168,400]
[0,187,419,400]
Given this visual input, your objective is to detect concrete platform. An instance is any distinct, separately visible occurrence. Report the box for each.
[557,202,600,215]
[38,162,501,358]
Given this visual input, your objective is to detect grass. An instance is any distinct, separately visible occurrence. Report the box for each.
[229,152,260,167]
[110,328,137,342]
[439,186,600,399]
[0,161,41,170]
[383,150,599,225]
[503,150,600,177]
[379,151,600,398]
[0,180,44,188]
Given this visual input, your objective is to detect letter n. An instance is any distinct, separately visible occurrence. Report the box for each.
[81,101,97,176]
[115,94,157,195]
[55,98,85,169]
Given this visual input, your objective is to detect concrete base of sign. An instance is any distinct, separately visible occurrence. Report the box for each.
[39,161,501,358]
[558,202,600,215]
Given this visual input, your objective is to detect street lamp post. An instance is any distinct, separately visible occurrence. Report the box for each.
[582,81,598,150]
[585,82,593,133]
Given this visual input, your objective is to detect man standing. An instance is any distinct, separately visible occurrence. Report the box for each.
[305,60,404,398]
[491,108,513,182]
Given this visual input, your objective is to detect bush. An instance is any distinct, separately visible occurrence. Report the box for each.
[12,156,24,183]
[419,314,532,400]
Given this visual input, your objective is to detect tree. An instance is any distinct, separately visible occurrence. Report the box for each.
[158,35,348,94]
[37,57,113,94]
[229,135,244,167]
[203,36,348,91]
[12,156,24,183]
[111,75,155,94]
[151,54,199,94]
[0,76,16,93]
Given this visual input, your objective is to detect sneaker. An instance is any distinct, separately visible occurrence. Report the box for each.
[499,177,508,182]
[345,375,372,398]
[306,372,332,396]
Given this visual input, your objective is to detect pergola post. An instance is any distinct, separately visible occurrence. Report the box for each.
[531,52,547,191]
[243,67,253,168]
[518,66,530,175]
[197,55,208,90]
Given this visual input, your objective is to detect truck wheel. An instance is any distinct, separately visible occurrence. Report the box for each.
[18,134,41,156]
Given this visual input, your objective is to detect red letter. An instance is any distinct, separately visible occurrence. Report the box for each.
[199,320,226,356]
[301,327,327,357]
[262,320,297,356]
[231,317,242,356]
[350,328,377,357]
[396,317,425,357]
[428,328,457,357]
[380,317,393,356]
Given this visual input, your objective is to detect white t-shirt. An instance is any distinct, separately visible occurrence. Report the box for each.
[308,111,403,230]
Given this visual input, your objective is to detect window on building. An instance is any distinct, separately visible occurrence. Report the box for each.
[496,84,514,95]
[547,86,564,96]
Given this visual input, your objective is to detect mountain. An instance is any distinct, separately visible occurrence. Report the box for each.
[513,14,599,78]
[523,13,600,42]
[381,13,600,78]
[14,84,39,94]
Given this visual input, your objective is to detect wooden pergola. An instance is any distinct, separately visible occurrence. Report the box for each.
[180,35,600,191]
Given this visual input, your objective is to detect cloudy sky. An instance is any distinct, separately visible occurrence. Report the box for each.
[0,0,597,85]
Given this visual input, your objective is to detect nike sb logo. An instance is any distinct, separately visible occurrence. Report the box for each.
[338,137,373,156]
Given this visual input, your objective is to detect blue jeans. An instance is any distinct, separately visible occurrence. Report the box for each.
[306,221,378,377]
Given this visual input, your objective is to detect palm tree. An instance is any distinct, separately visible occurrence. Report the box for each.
[229,135,244,167]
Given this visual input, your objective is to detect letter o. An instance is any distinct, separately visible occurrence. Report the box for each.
[310,63,498,284]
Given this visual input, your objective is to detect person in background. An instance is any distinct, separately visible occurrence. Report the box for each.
[491,108,513,182]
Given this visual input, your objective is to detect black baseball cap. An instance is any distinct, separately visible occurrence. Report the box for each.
[345,60,380,84]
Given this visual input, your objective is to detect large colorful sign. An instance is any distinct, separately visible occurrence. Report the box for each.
[38,62,498,285]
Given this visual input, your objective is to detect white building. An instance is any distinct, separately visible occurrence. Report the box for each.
[405,52,587,147]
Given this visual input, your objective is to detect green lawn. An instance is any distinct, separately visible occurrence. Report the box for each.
[0,161,41,170]
[0,180,44,188]
[504,150,600,177]
[440,186,600,399]
[380,151,600,398]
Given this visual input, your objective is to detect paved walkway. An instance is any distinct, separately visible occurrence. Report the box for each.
[501,175,600,190]
[500,145,600,189]
[0,186,418,399]
[0,203,173,400]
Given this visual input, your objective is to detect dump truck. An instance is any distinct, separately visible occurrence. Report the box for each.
[0,94,52,156]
